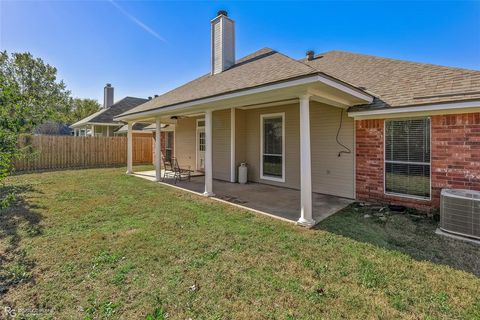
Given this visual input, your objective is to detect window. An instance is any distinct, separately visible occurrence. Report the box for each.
[261,113,284,182]
[165,132,174,162]
[385,118,431,199]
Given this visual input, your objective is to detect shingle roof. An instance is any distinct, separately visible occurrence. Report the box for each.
[303,50,480,110]
[119,48,320,117]
[119,48,480,117]
[115,122,152,133]
[71,96,149,127]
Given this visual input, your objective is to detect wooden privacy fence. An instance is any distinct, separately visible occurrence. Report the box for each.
[15,135,153,172]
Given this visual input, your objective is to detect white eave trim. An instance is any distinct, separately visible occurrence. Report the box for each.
[115,74,373,121]
[348,100,480,118]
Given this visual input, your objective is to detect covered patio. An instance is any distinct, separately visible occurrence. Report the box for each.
[133,170,353,224]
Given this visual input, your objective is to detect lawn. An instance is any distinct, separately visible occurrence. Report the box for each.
[1,167,479,319]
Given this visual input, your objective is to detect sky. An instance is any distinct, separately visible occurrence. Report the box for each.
[1,1,479,104]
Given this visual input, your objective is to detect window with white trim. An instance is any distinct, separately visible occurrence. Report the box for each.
[261,113,284,181]
[385,118,431,199]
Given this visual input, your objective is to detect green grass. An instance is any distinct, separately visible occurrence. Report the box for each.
[1,166,479,319]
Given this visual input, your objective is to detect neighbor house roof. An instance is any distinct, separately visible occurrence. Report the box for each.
[115,122,152,133]
[71,96,149,128]
[303,50,480,111]
[118,48,480,118]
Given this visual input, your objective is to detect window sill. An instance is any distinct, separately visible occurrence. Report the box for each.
[261,175,285,183]
[384,192,431,201]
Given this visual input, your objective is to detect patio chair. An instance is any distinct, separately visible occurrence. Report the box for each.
[162,154,175,180]
[172,157,191,183]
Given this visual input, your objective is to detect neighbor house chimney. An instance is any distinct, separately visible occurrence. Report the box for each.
[211,10,235,75]
[104,83,114,108]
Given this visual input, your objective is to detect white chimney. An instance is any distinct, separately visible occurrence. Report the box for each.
[211,10,235,75]
[104,83,114,108]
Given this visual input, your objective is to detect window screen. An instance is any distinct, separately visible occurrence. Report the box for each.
[385,118,431,198]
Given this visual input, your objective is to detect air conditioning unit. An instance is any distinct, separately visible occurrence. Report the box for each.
[440,189,480,240]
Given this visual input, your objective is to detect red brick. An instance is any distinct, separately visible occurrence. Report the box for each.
[355,113,480,211]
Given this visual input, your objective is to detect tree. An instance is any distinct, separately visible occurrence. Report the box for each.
[69,98,101,123]
[0,51,72,207]
[0,51,72,133]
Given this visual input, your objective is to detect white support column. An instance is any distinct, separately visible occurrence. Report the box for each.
[91,125,95,137]
[204,110,214,196]
[230,107,236,183]
[126,122,133,174]
[155,118,162,182]
[297,94,315,227]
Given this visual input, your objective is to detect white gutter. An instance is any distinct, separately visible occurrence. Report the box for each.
[70,122,122,128]
[115,74,373,121]
[348,100,480,117]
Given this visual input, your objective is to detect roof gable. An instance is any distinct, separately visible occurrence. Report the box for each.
[71,96,148,127]
[119,48,318,117]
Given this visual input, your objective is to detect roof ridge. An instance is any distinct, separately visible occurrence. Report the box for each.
[148,48,280,104]
[275,50,319,74]
[321,50,480,73]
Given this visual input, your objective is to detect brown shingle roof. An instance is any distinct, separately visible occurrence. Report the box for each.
[119,48,319,117]
[120,48,480,118]
[303,50,480,110]
[71,96,149,127]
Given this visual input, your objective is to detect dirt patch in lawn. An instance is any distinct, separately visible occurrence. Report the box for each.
[317,203,480,276]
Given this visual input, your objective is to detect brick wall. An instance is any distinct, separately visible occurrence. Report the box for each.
[431,113,480,205]
[355,113,480,211]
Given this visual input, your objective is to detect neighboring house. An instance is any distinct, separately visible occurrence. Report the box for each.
[115,11,480,226]
[70,84,148,136]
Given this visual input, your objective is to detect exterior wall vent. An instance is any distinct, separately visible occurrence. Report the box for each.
[440,189,480,240]
[211,10,235,75]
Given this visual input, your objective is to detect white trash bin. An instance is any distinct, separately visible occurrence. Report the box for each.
[238,163,248,184]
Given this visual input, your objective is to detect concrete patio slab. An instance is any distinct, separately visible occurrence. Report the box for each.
[132,170,353,225]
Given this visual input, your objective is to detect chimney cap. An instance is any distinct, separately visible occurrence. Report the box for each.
[106,83,112,87]
[306,50,315,61]
[217,10,228,17]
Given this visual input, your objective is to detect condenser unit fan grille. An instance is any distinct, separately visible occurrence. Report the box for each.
[440,189,480,240]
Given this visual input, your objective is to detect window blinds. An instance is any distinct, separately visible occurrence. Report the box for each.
[385,118,431,198]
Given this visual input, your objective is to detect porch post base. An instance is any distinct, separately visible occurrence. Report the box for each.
[296,217,316,228]
[203,191,215,197]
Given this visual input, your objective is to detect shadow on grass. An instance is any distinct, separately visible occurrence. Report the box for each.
[315,203,480,276]
[0,184,44,296]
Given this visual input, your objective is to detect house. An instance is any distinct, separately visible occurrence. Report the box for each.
[70,84,149,137]
[115,11,480,226]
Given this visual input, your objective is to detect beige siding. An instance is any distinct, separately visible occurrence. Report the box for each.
[174,112,232,180]
[212,110,231,181]
[243,104,300,189]
[174,117,198,171]
[235,109,246,169]
[173,101,354,199]
[310,102,355,198]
